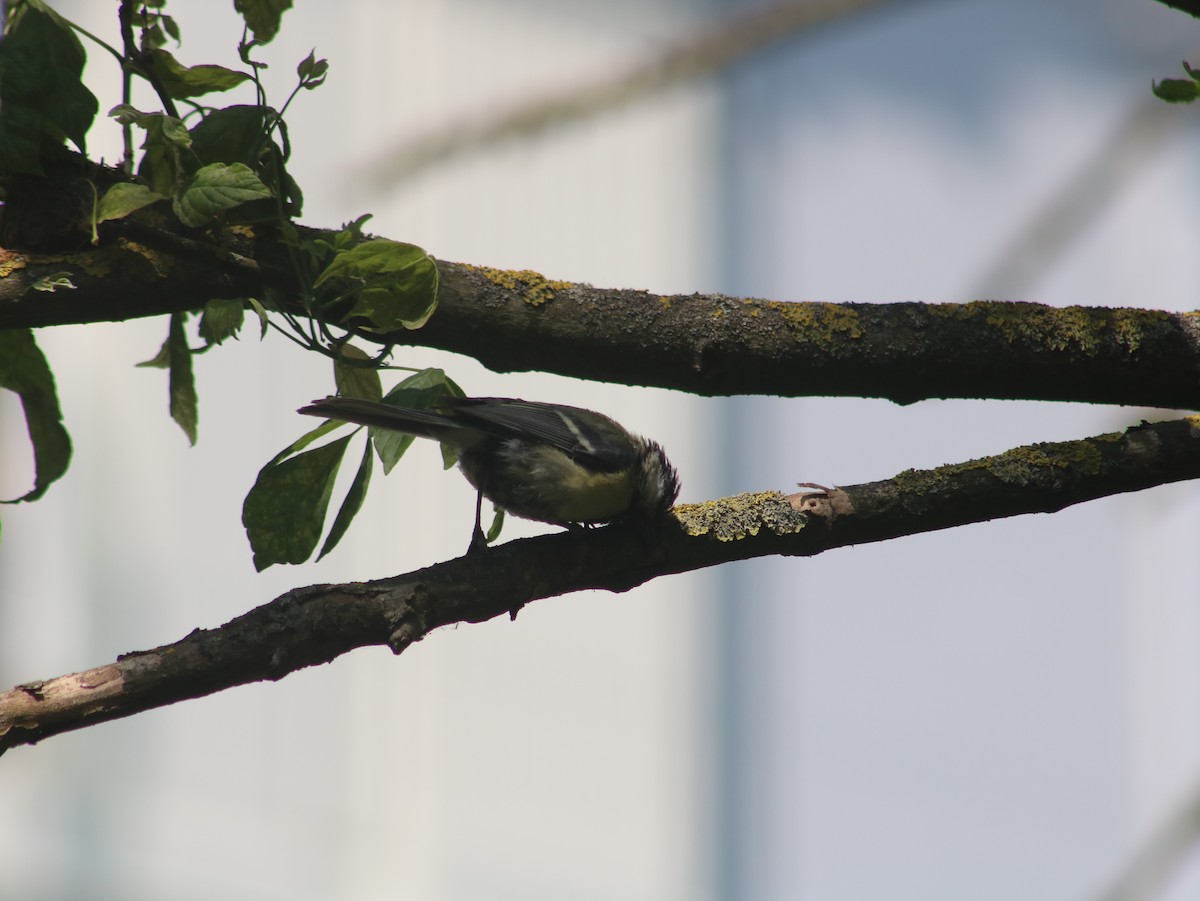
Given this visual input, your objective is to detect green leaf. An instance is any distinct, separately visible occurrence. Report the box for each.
[173,162,272,228]
[370,368,460,475]
[162,14,181,45]
[95,182,166,225]
[144,48,251,99]
[234,0,293,43]
[0,329,72,503]
[132,5,178,50]
[437,373,466,468]
[136,336,172,369]
[135,314,197,441]
[124,110,192,197]
[313,239,440,331]
[162,118,193,147]
[199,298,246,346]
[313,214,373,255]
[1153,78,1200,103]
[266,418,348,467]
[334,344,383,401]
[369,425,414,476]
[243,434,350,570]
[247,297,270,338]
[189,105,269,167]
[485,507,506,543]
[168,312,198,444]
[297,49,329,89]
[0,0,99,174]
[0,103,42,176]
[31,272,75,292]
[187,106,300,219]
[109,104,160,129]
[317,437,373,560]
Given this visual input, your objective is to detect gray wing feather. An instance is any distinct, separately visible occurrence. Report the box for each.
[447,398,637,470]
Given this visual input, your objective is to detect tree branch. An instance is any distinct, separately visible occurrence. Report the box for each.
[418,271,1200,408]
[1154,0,1200,18]
[4,415,1198,754]
[5,236,1200,408]
[2,158,1199,409]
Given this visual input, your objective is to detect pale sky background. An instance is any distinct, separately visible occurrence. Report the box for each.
[3,1,1200,899]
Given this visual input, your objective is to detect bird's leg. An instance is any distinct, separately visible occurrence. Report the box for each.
[468,489,488,553]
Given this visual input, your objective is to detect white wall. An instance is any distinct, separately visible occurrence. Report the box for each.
[719,1,1200,898]
[5,2,1200,899]
[0,2,719,899]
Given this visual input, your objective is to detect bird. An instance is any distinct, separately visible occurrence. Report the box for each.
[298,394,680,549]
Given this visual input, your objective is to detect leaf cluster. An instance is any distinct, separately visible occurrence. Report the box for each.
[0,1,98,175]
[1151,0,1200,106]
[1152,60,1200,103]
[243,367,468,570]
[1,1,442,560]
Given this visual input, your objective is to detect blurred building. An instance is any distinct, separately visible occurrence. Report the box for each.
[2,1,1199,899]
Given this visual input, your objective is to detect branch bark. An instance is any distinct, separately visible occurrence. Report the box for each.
[2,158,1199,409]
[1154,0,1200,18]
[4,415,1197,754]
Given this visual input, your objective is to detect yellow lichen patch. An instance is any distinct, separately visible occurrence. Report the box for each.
[674,491,807,541]
[0,252,26,278]
[994,303,1098,351]
[471,264,571,307]
[895,435,1112,497]
[769,300,864,343]
[1108,307,1170,351]
[990,439,1103,482]
[892,462,977,495]
[937,302,1182,354]
[78,247,114,279]
[117,238,174,278]
[1179,311,1200,327]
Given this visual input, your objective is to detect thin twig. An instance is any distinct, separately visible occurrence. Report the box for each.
[362,0,912,187]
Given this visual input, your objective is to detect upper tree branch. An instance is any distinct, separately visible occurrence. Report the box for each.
[3,415,1198,754]
[1155,0,1200,18]
[3,156,1199,409]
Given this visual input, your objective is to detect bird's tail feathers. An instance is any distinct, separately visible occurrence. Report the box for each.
[298,397,457,441]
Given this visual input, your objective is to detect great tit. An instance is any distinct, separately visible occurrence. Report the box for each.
[298,395,680,548]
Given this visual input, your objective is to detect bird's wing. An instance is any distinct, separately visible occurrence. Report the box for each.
[447,398,636,471]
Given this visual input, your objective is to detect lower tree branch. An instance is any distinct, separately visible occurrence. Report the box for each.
[3,415,1198,755]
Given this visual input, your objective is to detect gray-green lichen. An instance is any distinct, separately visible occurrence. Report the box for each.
[768,300,864,344]
[893,432,1123,497]
[673,491,807,541]
[931,301,1172,354]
